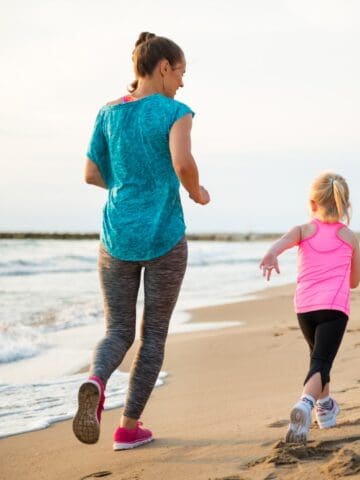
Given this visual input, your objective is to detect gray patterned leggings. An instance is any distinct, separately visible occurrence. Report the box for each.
[90,236,187,419]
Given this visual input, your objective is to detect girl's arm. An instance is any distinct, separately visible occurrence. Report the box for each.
[260,226,302,281]
[350,234,360,288]
[84,158,107,189]
[169,114,210,205]
[338,228,360,288]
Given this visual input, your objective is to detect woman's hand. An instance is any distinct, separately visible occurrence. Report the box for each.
[190,186,210,205]
[259,252,280,281]
[198,186,210,205]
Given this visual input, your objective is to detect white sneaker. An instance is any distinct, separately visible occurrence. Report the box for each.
[315,398,340,429]
[285,401,312,444]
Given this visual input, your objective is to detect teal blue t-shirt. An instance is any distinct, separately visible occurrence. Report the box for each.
[87,93,194,261]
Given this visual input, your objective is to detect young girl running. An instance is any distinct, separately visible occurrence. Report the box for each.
[260,172,360,444]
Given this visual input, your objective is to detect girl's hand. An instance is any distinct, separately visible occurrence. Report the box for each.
[259,252,280,281]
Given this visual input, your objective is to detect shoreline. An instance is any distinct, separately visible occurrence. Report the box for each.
[2,284,360,479]
[0,285,272,438]
[2,232,360,241]
[0,279,293,385]
[0,232,283,241]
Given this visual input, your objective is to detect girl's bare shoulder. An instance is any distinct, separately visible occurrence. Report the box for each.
[299,221,316,241]
[338,225,357,248]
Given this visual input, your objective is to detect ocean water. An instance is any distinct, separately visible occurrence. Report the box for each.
[0,238,297,438]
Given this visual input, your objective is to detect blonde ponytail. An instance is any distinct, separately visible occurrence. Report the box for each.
[333,179,350,224]
[310,172,350,224]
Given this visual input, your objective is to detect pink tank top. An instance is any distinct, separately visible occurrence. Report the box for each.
[295,219,353,316]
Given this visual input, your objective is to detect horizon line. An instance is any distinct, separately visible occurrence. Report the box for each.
[0,231,284,241]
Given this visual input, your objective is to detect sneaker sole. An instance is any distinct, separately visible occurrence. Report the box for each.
[317,404,340,429]
[113,436,154,451]
[72,382,100,444]
[285,406,309,444]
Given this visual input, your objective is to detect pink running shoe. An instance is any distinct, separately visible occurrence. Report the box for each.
[72,376,105,444]
[113,421,153,450]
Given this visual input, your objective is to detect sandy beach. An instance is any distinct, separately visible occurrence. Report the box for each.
[2,284,360,480]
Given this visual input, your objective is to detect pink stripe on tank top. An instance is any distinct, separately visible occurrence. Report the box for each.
[295,219,353,316]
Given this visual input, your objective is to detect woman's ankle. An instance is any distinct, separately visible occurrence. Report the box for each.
[120,415,138,430]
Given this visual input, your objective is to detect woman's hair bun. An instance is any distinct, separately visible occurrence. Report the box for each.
[129,33,183,93]
[135,32,156,48]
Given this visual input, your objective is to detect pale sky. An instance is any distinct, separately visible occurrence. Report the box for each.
[1,0,360,233]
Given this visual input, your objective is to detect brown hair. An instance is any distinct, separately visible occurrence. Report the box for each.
[310,172,351,224]
[129,32,184,93]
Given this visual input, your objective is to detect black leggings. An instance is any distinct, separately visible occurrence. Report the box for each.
[297,309,348,390]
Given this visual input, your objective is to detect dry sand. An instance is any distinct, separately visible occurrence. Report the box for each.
[2,284,360,480]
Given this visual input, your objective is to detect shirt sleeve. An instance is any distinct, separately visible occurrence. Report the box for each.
[171,102,195,127]
[86,109,111,186]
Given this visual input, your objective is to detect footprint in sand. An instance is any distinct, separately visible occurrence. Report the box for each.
[267,420,288,428]
[80,472,112,479]
[334,386,360,393]
[342,405,360,412]
[210,476,246,480]
[338,418,360,427]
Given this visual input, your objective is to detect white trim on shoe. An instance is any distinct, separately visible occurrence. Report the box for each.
[113,436,154,451]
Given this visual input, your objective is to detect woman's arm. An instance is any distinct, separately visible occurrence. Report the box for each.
[169,114,210,205]
[84,158,107,189]
[259,226,302,280]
